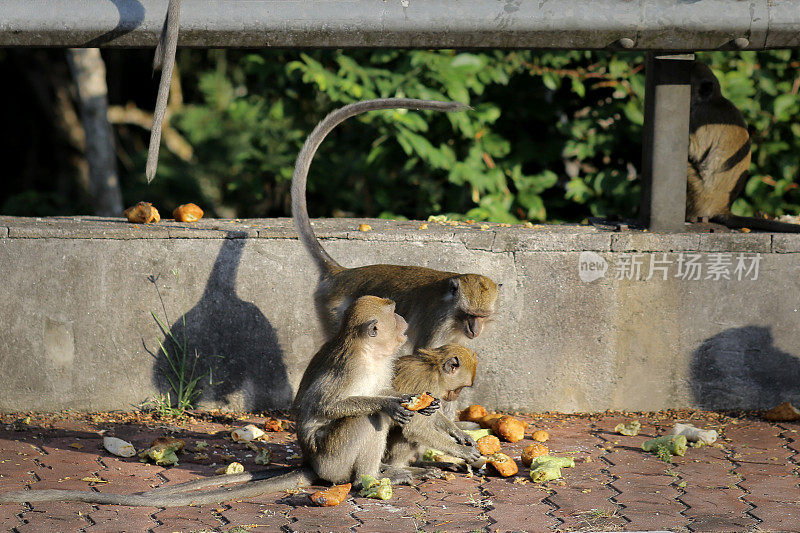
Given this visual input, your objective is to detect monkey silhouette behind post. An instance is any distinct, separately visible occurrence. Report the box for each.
[0,296,433,506]
[687,61,800,232]
[291,98,501,352]
[150,233,292,411]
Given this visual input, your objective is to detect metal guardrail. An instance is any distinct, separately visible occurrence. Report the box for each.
[1,0,799,50]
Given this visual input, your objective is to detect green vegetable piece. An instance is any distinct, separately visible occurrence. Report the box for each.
[255,448,273,465]
[614,420,641,436]
[139,443,180,466]
[359,476,392,500]
[642,435,688,459]
[530,463,562,483]
[464,429,493,441]
[529,455,575,469]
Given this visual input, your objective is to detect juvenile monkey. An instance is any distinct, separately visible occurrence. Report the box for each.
[385,344,482,470]
[0,296,423,507]
[687,61,800,232]
[146,0,181,183]
[291,98,501,350]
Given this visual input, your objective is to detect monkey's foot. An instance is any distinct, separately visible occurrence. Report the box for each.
[379,465,415,485]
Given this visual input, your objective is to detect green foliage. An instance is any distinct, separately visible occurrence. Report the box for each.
[9,48,800,223]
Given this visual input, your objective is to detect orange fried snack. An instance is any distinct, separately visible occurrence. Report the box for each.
[459,404,488,422]
[487,453,518,477]
[310,483,351,507]
[173,203,204,222]
[476,435,501,456]
[521,443,549,466]
[402,392,435,411]
[478,413,503,430]
[124,202,160,224]
[495,416,526,442]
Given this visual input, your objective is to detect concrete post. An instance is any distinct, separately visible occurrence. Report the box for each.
[640,53,694,232]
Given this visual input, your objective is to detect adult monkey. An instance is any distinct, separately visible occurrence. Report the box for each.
[687,61,800,232]
[292,98,501,351]
[0,297,440,507]
[146,0,181,183]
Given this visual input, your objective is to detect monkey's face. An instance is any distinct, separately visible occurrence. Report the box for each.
[448,275,499,340]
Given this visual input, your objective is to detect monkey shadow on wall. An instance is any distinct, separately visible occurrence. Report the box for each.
[691,326,800,410]
[150,232,292,411]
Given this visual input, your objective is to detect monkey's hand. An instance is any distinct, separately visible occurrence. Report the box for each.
[417,398,441,416]
[453,443,482,464]
[385,397,415,425]
[448,427,478,448]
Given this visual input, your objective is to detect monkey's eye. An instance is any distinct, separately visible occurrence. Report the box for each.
[364,319,379,337]
[443,356,460,374]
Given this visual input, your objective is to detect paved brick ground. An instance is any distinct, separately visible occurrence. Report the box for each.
[0,410,797,532]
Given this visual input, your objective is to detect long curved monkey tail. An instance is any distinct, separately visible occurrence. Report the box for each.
[714,214,800,233]
[291,98,470,276]
[146,0,182,183]
[0,466,316,508]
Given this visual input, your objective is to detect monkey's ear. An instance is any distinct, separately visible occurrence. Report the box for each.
[448,278,460,295]
[443,356,460,374]
[363,319,379,338]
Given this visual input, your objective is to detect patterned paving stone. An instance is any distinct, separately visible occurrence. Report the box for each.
[0,503,25,531]
[286,503,359,532]
[84,505,161,532]
[16,501,94,532]
[486,502,561,533]
[747,502,800,531]
[220,501,294,530]
[150,504,226,533]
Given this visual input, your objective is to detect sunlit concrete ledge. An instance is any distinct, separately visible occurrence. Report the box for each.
[1,216,798,414]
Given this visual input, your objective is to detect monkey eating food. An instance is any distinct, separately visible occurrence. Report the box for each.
[0,296,427,506]
[384,344,482,471]
[687,61,800,232]
[291,98,501,352]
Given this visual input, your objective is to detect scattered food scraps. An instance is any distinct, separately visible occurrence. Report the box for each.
[231,424,266,443]
[81,477,109,484]
[150,436,185,453]
[103,437,136,458]
[173,203,204,222]
[521,444,550,466]
[642,435,688,462]
[124,201,160,224]
[254,448,273,466]
[263,418,284,432]
[614,420,642,436]
[459,405,488,423]
[488,452,519,477]
[358,223,372,232]
[529,455,575,483]
[463,428,492,441]
[495,416,527,442]
[139,442,181,466]
[476,435,501,456]
[359,475,392,500]
[418,223,428,230]
[216,462,244,475]
[670,423,717,445]
[310,483,351,506]
[531,430,549,443]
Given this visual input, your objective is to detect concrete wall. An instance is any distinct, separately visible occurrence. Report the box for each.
[1,215,798,413]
